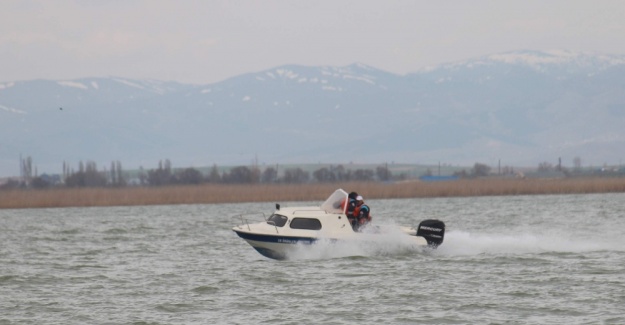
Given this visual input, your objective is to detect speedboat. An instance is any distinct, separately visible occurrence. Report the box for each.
[232,189,446,260]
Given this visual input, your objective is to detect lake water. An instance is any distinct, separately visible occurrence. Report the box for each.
[1,193,624,324]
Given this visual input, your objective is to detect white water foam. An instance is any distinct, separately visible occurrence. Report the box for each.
[436,230,624,257]
[285,223,427,260]
[283,225,624,260]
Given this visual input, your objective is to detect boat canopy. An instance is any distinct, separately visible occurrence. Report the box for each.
[320,189,349,214]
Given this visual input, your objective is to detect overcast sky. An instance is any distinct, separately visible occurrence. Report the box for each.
[2,0,625,84]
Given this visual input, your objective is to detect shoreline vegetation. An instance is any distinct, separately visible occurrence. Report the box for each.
[2,177,625,210]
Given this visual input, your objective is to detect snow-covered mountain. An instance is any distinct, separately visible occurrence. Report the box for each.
[1,50,624,177]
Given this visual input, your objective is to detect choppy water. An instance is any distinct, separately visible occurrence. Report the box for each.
[1,193,624,324]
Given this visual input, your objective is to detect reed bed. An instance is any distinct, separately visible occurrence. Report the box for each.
[1,178,625,209]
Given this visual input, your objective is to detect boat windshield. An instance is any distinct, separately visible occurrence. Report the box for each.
[320,189,349,214]
[267,214,288,227]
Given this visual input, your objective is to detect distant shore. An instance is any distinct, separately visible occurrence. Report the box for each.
[1,177,624,210]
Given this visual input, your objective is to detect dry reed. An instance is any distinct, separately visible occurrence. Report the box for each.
[1,178,624,210]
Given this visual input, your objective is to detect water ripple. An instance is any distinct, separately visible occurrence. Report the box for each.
[0,193,624,324]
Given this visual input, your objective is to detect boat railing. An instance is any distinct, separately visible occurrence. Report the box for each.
[233,213,278,232]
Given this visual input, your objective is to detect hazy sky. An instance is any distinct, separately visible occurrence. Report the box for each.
[2,0,625,84]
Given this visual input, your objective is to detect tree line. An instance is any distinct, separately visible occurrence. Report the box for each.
[3,157,398,189]
[5,156,621,190]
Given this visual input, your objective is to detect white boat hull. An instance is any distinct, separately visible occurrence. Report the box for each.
[232,189,445,260]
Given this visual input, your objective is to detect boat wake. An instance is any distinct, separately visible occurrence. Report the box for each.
[284,227,624,260]
[435,230,625,257]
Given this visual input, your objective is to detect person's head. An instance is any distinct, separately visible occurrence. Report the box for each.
[356,195,364,204]
[348,192,358,200]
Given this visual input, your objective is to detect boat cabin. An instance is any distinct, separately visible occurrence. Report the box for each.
[264,189,358,237]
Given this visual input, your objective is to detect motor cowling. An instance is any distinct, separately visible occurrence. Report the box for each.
[416,219,445,247]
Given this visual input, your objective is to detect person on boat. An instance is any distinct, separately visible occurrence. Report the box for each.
[352,195,371,231]
[345,191,358,216]
[339,191,359,219]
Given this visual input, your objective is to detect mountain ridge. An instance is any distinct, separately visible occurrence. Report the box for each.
[1,50,624,177]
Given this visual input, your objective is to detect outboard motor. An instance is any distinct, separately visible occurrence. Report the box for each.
[416,219,445,248]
